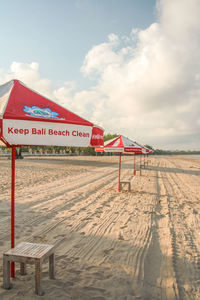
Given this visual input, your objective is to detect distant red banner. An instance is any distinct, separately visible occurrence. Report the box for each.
[0,119,2,140]
[90,126,104,147]
[95,147,104,152]
[124,147,143,154]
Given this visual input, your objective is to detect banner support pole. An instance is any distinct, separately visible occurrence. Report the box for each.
[133,153,136,175]
[118,153,122,191]
[11,146,16,278]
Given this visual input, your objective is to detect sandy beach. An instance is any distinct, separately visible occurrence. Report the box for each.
[0,155,199,300]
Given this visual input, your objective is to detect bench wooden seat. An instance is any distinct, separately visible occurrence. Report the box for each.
[3,242,55,296]
[119,181,131,191]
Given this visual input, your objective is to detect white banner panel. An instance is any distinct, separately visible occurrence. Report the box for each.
[142,149,147,154]
[3,119,92,147]
[104,147,124,152]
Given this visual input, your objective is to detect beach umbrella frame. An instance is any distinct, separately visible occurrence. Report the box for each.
[0,79,104,277]
[95,135,144,191]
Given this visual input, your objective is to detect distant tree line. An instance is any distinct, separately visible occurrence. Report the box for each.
[0,133,199,157]
[143,144,200,155]
[152,149,200,155]
[0,133,120,157]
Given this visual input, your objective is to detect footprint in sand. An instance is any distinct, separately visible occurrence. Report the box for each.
[67,268,81,275]
[82,217,92,221]
[66,224,73,227]
[0,211,9,217]
[73,244,83,248]
[118,232,124,240]
[57,234,66,238]
[82,286,107,294]
[103,247,114,256]
[120,225,127,229]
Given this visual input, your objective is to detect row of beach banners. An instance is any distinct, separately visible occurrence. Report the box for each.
[0,79,153,278]
[0,79,153,155]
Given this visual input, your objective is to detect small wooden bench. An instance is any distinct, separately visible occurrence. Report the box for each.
[3,242,55,296]
[119,181,131,191]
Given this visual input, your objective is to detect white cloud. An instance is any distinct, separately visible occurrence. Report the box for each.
[0,62,52,99]
[81,34,121,77]
[79,0,200,150]
[1,0,200,150]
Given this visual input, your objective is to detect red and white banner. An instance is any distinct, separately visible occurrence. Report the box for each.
[3,119,93,147]
[90,126,104,147]
[95,147,124,152]
[0,80,104,147]
[105,147,124,152]
[98,135,143,154]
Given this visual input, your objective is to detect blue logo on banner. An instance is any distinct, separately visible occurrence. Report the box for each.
[23,106,59,119]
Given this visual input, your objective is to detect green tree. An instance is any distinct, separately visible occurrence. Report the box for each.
[104,133,118,142]
[144,145,154,151]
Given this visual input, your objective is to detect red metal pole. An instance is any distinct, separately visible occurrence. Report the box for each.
[133,154,136,175]
[118,153,122,191]
[11,146,16,278]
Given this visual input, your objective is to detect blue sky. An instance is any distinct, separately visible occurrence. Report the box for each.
[0,0,156,89]
[0,0,200,150]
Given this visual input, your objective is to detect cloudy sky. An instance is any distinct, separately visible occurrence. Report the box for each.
[0,0,200,150]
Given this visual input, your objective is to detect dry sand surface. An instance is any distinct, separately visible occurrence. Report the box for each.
[0,155,200,300]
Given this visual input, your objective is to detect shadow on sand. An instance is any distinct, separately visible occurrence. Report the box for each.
[143,165,200,176]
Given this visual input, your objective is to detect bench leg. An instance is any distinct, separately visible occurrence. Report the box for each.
[119,182,131,191]
[3,256,10,289]
[49,254,55,279]
[20,263,26,275]
[35,259,43,296]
